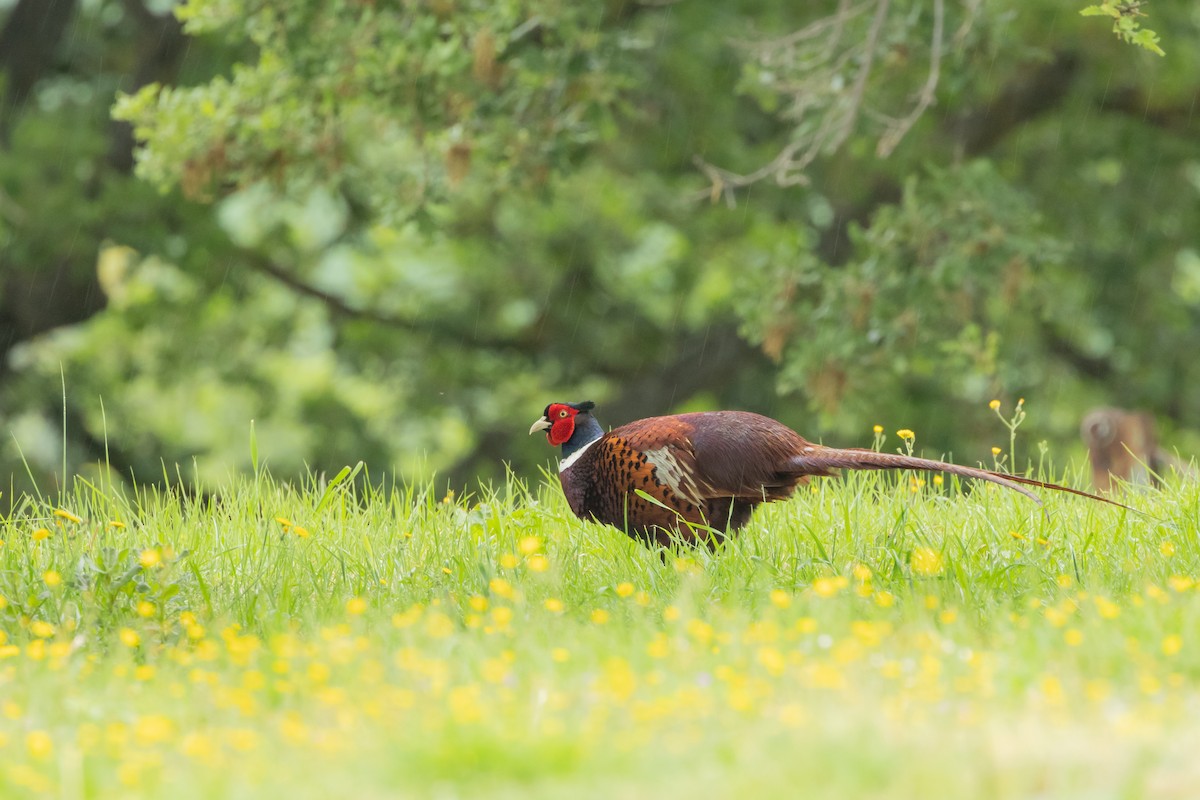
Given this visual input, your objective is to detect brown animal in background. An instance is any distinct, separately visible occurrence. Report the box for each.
[1081,407,1187,492]
[531,401,1124,549]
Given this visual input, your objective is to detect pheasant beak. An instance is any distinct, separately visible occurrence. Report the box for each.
[529,416,552,436]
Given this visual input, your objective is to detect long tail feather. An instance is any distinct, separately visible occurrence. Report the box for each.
[790,446,1133,511]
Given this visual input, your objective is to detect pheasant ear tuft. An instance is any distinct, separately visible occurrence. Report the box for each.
[572,401,596,414]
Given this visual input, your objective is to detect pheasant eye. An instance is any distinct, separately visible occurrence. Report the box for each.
[558,410,569,418]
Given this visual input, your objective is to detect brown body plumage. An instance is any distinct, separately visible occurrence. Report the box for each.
[531,402,1122,548]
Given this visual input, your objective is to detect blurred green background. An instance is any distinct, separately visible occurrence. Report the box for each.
[0,0,1197,497]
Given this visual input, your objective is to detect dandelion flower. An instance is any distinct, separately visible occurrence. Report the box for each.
[590,609,609,625]
[43,570,62,588]
[615,582,634,598]
[138,549,161,568]
[119,628,141,648]
[346,597,368,616]
[872,425,883,434]
[54,509,82,524]
[1163,634,1183,656]
[518,536,541,555]
[32,528,51,541]
[1160,540,1177,558]
[896,429,915,440]
[543,598,564,613]
[989,399,1001,410]
[991,446,1002,456]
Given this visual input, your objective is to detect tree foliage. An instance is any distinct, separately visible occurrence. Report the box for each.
[1,0,1198,494]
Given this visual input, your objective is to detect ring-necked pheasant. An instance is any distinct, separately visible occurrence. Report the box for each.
[530,401,1122,548]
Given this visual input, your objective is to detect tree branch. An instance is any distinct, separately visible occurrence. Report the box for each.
[249,257,535,353]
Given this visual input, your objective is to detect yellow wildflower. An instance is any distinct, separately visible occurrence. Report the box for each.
[591,609,610,625]
[30,621,55,639]
[43,570,62,588]
[1094,597,1121,619]
[1160,540,1177,558]
[32,528,51,541]
[872,424,883,434]
[646,634,670,659]
[54,509,82,524]
[812,576,847,598]
[1168,575,1194,593]
[896,429,915,440]
[119,628,141,648]
[26,731,53,760]
[989,399,1001,410]
[346,597,368,616]
[139,549,162,568]
[518,536,542,555]
[615,582,635,598]
[910,547,944,577]
[543,598,564,613]
[991,446,1002,456]
[1163,635,1183,656]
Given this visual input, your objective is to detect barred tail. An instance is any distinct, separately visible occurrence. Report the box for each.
[789,446,1132,511]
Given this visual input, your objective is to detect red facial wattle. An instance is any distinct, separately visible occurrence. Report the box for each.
[547,405,577,446]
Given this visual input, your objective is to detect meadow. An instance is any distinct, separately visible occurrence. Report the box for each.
[1,451,1198,799]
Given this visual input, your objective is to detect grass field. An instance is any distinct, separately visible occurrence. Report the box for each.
[1,459,1198,798]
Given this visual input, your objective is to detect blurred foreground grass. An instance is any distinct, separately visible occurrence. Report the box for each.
[0,466,1198,798]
